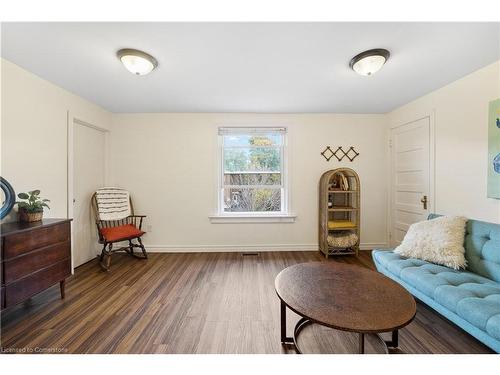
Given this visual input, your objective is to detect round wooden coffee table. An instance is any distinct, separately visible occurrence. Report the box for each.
[275,262,416,354]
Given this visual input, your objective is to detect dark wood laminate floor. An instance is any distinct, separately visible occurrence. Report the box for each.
[0,251,493,354]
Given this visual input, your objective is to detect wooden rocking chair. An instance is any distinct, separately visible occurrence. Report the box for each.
[91,188,148,271]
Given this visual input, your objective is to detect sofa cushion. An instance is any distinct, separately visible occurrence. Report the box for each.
[427,214,500,282]
[372,250,500,341]
[464,220,500,283]
[434,283,500,313]
[372,250,427,277]
[487,314,500,342]
[455,295,500,339]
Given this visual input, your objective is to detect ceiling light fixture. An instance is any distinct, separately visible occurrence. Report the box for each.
[349,48,390,76]
[117,48,158,76]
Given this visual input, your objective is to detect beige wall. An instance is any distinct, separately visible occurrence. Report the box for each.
[4,55,497,252]
[388,60,500,223]
[110,113,388,251]
[1,59,111,222]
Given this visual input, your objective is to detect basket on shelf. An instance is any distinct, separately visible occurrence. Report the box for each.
[327,231,359,248]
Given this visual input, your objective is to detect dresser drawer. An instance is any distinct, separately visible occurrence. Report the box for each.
[3,222,70,259]
[4,258,71,307]
[3,241,71,284]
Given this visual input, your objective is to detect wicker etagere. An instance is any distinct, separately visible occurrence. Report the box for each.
[318,168,360,257]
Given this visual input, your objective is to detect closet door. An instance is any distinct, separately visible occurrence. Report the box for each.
[73,121,106,267]
[390,116,432,246]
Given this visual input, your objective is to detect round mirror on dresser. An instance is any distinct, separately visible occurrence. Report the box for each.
[0,177,15,220]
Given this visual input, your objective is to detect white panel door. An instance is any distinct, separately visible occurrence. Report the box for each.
[73,123,105,267]
[390,117,431,246]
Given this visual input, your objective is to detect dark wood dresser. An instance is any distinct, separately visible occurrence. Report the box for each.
[1,218,72,310]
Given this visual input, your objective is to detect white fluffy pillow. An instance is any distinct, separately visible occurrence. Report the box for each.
[394,216,467,270]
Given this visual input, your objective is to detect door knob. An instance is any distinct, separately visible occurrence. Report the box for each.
[420,195,428,210]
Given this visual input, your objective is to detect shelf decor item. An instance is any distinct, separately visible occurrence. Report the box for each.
[327,231,359,248]
[319,168,360,257]
[15,190,50,222]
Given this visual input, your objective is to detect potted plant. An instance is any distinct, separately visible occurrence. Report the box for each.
[16,190,50,222]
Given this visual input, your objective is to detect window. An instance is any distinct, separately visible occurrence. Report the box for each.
[216,127,289,218]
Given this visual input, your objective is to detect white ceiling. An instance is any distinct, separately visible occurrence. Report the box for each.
[1,22,499,113]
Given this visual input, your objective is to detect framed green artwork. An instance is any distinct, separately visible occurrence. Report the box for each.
[487,98,500,199]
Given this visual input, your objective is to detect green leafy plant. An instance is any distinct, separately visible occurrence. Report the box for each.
[16,190,50,213]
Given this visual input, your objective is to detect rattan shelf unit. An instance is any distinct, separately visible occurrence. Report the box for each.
[319,168,360,257]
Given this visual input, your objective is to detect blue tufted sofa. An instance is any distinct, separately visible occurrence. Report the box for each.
[372,214,500,353]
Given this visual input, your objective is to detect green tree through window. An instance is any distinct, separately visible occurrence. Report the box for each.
[248,136,280,171]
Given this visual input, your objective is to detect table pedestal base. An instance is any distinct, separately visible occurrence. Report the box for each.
[281,301,399,354]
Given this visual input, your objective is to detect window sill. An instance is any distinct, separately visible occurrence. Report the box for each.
[209,214,297,224]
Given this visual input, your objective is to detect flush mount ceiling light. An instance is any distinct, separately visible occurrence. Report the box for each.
[349,48,390,76]
[117,48,158,76]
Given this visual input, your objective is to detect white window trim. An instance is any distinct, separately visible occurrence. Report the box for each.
[208,214,297,224]
[210,126,295,223]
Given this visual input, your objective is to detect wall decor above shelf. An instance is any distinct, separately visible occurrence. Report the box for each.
[321,146,359,162]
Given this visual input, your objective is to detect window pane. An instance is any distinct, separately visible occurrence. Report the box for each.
[223,188,281,212]
[224,172,281,186]
[224,147,281,172]
[223,134,282,147]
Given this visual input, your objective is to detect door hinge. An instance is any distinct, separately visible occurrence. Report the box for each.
[388,139,393,148]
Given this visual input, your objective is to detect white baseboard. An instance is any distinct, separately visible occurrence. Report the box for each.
[359,243,389,250]
[145,243,388,253]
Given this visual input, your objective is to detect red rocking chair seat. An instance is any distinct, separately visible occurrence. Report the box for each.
[99,224,145,243]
